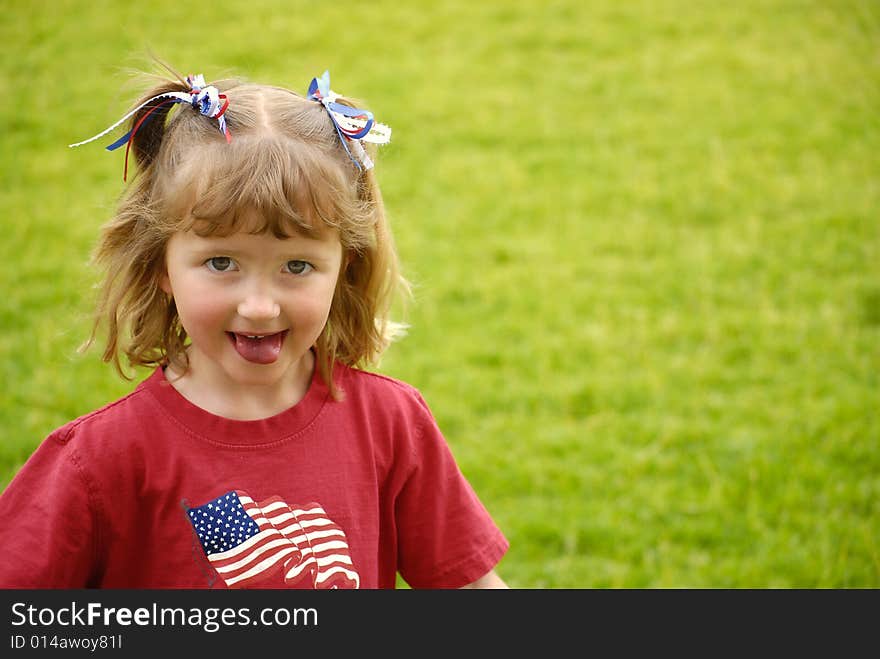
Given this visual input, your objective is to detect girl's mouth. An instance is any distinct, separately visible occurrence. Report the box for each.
[227,331,288,364]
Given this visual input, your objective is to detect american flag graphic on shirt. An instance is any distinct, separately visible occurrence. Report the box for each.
[186,490,359,589]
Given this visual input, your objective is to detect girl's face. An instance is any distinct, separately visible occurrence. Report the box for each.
[160,220,343,410]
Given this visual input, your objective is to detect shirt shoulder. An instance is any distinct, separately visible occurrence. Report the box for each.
[336,365,431,412]
[49,371,159,447]
[334,365,441,437]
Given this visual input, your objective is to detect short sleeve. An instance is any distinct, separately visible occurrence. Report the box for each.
[0,426,99,587]
[394,394,509,588]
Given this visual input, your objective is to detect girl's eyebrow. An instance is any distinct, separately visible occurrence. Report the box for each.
[191,231,333,245]
[188,235,339,260]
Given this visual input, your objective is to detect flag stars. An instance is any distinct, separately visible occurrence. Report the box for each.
[187,491,265,556]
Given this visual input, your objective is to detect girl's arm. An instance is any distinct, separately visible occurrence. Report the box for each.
[460,568,509,589]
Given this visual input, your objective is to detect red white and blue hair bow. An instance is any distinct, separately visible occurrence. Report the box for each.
[69,74,231,180]
[307,71,391,171]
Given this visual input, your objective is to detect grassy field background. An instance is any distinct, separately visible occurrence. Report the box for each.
[1,0,877,587]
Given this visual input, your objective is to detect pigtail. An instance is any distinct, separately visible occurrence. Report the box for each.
[80,66,198,378]
[128,81,188,172]
[70,62,230,183]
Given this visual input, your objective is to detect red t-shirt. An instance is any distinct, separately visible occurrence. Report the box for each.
[0,364,508,588]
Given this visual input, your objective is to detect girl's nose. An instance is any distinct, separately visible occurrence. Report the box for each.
[237,289,281,320]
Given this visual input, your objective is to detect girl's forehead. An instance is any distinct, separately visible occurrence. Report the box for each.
[185,203,337,241]
[163,131,356,239]
[177,224,342,250]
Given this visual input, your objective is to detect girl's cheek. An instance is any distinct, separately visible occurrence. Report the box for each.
[177,289,232,324]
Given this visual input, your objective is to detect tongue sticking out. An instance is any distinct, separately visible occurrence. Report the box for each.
[231,332,285,364]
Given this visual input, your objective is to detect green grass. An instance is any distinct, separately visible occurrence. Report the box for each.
[1,0,878,587]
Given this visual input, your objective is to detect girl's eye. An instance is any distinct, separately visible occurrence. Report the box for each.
[285,260,313,275]
[206,257,235,272]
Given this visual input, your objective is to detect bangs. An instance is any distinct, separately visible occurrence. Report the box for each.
[161,133,359,240]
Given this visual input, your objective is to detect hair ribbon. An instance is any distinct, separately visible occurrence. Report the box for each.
[69,74,231,181]
[307,71,391,171]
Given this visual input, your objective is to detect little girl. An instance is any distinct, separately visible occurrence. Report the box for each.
[0,65,508,589]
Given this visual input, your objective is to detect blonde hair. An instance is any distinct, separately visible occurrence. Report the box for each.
[85,65,407,399]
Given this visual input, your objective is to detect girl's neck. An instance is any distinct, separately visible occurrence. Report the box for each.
[164,349,315,421]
